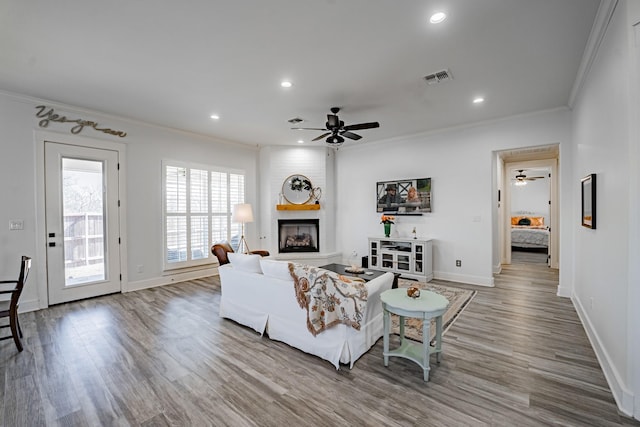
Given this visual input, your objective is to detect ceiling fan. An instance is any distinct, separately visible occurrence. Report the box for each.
[513,169,545,185]
[292,107,380,146]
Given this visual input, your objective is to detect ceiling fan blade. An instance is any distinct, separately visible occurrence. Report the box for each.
[343,121,380,131]
[311,132,331,141]
[341,131,362,140]
[327,114,339,128]
[291,127,328,131]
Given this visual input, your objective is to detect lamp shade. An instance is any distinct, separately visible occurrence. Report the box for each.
[232,203,254,223]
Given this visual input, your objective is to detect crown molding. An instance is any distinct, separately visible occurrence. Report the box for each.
[569,0,619,107]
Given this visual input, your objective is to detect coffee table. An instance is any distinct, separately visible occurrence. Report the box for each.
[320,263,400,287]
[380,288,449,381]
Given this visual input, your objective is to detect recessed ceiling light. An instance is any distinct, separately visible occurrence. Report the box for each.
[297,140,304,144]
[280,81,293,88]
[430,12,447,24]
[473,97,485,104]
[210,114,220,120]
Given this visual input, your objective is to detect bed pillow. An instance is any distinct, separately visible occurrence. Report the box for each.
[259,259,292,281]
[511,216,523,226]
[517,217,531,226]
[529,216,545,226]
[228,253,263,274]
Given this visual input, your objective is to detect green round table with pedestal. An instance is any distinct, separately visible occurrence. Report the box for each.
[380,288,449,381]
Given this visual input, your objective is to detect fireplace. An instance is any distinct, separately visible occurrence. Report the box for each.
[278,219,319,253]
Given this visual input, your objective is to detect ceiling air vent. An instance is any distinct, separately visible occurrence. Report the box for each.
[423,69,452,85]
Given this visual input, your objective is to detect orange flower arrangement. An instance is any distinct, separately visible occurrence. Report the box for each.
[380,214,395,224]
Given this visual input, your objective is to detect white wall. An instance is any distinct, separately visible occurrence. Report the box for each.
[510,175,549,218]
[0,91,259,309]
[570,0,639,417]
[335,109,571,287]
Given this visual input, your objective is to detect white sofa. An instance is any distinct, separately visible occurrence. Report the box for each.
[218,254,394,369]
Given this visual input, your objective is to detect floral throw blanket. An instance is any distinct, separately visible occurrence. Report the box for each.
[288,263,368,336]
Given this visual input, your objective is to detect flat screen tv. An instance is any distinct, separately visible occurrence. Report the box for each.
[377,178,432,214]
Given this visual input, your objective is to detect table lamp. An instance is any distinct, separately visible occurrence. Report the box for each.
[232,203,254,254]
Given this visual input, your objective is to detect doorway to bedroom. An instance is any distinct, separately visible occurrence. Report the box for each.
[497,145,559,270]
[509,166,551,265]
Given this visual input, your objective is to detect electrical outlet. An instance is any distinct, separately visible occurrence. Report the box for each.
[136,265,144,273]
[456,260,462,267]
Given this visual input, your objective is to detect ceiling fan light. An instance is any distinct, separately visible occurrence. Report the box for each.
[327,135,344,146]
[430,12,447,24]
[514,180,527,186]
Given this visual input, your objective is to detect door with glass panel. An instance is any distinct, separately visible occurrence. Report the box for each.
[45,142,121,305]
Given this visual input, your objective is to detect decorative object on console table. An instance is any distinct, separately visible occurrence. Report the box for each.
[232,203,254,254]
[381,215,395,237]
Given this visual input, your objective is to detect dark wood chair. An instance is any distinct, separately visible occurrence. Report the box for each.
[0,256,31,352]
[211,242,269,265]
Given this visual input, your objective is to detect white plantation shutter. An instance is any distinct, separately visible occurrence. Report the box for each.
[190,169,209,260]
[163,162,245,269]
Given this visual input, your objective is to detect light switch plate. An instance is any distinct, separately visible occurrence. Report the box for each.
[9,220,24,230]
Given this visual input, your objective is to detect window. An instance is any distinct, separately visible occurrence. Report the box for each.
[163,161,245,270]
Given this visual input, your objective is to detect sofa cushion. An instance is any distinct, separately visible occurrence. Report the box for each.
[259,259,291,281]
[228,253,263,274]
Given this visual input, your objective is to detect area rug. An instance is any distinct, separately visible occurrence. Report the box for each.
[391,279,476,343]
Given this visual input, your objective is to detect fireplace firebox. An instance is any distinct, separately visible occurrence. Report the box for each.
[278,219,319,253]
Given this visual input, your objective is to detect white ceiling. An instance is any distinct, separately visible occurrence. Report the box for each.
[0,0,600,147]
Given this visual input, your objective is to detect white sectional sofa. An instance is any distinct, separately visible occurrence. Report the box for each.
[218,254,394,369]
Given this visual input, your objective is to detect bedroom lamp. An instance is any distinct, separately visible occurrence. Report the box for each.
[232,203,254,254]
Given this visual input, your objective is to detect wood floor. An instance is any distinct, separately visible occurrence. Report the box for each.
[1,261,638,426]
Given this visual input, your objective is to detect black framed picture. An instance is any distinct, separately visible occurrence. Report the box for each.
[581,174,596,229]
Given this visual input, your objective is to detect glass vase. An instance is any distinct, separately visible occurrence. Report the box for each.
[384,222,391,237]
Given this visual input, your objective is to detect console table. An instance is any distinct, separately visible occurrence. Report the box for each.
[368,237,433,281]
[381,288,449,381]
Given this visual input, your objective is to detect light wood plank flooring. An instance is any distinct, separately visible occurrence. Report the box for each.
[1,262,638,426]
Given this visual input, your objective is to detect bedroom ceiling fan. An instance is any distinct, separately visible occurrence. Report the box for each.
[291,107,380,146]
[513,169,545,186]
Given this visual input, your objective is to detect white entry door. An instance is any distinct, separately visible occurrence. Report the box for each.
[45,142,121,305]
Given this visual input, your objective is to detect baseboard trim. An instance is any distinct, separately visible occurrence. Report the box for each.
[572,294,636,417]
[556,285,572,298]
[18,299,41,314]
[493,263,502,274]
[433,271,494,287]
[126,267,218,292]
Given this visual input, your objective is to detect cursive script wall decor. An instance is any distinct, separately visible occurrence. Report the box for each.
[35,105,127,138]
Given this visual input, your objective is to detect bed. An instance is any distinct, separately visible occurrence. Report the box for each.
[511,215,549,250]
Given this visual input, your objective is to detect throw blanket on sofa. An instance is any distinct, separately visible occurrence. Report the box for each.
[289,263,368,336]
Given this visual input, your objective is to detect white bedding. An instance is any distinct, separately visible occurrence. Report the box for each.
[511,227,549,248]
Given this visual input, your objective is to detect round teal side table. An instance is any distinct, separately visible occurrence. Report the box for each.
[380,288,449,381]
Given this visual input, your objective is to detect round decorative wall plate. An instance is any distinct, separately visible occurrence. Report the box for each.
[282,174,313,204]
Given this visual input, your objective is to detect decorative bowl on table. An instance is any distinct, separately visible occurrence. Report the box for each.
[407,286,421,298]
